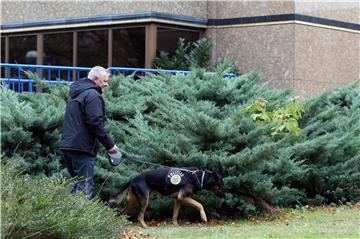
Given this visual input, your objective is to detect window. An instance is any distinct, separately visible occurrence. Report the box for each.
[77,30,108,67]
[9,35,37,64]
[1,37,5,63]
[44,32,73,66]
[157,27,200,55]
[1,37,5,78]
[43,32,73,80]
[8,35,37,81]
[113,27,145,68]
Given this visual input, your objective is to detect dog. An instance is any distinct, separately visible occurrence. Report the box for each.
[109,167,225,227]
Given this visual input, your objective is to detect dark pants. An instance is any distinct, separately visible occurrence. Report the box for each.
[62,150,96,198]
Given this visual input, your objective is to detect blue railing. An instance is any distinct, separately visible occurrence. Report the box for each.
[0,63,236,93]
[0,64,90,92]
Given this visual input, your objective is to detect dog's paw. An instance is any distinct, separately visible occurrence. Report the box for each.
[200,211,208,222]
[140,222,149,228]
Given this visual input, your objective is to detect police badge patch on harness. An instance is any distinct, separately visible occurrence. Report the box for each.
[166,169,185,185]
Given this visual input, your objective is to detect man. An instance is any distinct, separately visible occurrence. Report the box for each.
[60,66,119,198]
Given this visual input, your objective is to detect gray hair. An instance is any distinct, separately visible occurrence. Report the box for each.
[88,66,108,80]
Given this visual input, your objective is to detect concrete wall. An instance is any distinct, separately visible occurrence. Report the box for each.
[207,0,294,19]
[207,1,296,91]
[207,25,295,89]
[295,1,359,24]
[1,0,208,24]
[294,25,359,96]
[293,1,360,96]
[207,0,359,96]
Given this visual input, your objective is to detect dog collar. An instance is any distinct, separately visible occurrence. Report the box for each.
[200,171,205,189]
[192,170,206,190]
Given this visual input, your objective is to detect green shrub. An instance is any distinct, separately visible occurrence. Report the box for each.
[1,70,359,220]
[1,161,128,239]
[0,87,67,177]
[154,37,211,70]
[102,72,359,216]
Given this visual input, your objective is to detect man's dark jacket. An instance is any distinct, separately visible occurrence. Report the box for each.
[60,78,114,156]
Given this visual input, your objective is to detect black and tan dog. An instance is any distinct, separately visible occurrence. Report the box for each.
[109,167,225,227]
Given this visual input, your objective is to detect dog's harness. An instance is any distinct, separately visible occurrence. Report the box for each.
[110,150,210,190]
[192,170,206,190]
[173,168,206,190]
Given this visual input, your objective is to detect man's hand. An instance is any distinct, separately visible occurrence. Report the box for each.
[108,145,119,153]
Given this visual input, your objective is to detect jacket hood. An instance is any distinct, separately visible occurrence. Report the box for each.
[69,78,101,98]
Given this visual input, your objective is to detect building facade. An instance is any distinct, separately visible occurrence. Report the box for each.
[1,0,359,96]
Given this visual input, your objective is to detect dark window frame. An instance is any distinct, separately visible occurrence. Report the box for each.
[8,33,37,64]
[112,26,146,68]
[1,23,204,69]
[76,28,109,67]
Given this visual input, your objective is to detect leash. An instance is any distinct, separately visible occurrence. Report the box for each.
[123,151,201,172]
[122,150,196,172]
[122,152,172,169]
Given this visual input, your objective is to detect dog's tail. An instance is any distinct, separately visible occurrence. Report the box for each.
[109,181,131,205]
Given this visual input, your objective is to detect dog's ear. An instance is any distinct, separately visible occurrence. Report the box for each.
[210,165,222,175]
